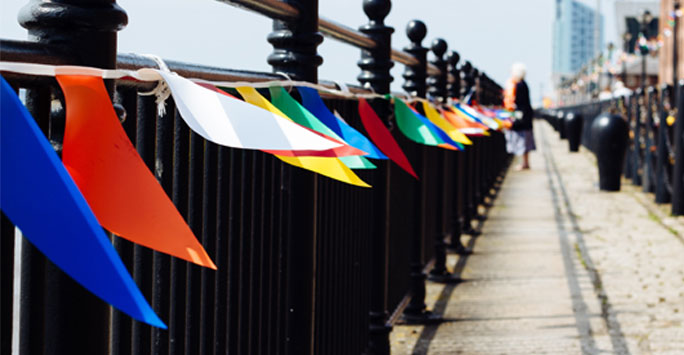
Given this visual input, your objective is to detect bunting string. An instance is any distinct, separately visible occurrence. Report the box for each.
[0,61,390,101]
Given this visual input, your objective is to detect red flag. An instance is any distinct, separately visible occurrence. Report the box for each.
[358,99,418,179]
[58,75,216,269]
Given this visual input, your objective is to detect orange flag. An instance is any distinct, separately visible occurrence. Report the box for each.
[442,107,489,136]
[57,75,216,269]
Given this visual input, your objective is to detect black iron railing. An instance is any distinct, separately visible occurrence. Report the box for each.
[0,1,509,354]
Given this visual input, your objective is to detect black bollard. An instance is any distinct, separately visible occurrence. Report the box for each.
[554,111,563,133]
[591,113,629,191]
[558,111,568,139]
[565,112,583,152]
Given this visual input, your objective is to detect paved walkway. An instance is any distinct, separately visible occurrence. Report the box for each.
[390,121,684,354]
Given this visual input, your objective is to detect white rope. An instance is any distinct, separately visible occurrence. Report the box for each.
[137,54,173,116]
[0,61,466,117]
[0,61,389,101]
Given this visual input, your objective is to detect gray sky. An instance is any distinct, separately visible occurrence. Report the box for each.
[1,0,618,106]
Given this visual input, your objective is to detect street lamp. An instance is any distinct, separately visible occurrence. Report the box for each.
[673,1,680,102]
[622,31,632,84]
[640,10,653,90]
[606,42,615,91]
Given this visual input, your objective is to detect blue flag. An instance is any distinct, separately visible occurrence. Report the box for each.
[0,76,165,328]
[298,86,388,160]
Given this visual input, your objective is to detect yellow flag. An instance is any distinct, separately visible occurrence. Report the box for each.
[236,87,370,187]
[422,101,473,145]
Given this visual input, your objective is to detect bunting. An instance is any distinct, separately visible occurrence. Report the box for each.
[268,87,376,170]
[454,103,500,130]
[298,86,387,160]
[0,61,513,332]
[57,75,216,269]
[442,106,489,136]
[0,76,165,328]
[421,101,472,145]
[234,86,371,187]
[393,97,462,150]
[232,86,365,158]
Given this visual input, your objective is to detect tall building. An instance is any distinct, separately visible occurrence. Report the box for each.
[553,0,604,82]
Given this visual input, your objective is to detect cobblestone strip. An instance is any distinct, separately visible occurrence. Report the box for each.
[540,125,629,354]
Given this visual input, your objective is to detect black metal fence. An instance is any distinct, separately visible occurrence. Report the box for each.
[539,82,684,216]
[0,1,511,354]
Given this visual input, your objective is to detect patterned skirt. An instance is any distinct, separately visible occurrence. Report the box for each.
[505,129,536,156]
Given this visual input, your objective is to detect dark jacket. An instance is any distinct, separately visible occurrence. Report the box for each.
[512,80,533,131]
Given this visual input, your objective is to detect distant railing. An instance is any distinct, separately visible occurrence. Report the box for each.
[0,1,508,354]
[540,82,684,216]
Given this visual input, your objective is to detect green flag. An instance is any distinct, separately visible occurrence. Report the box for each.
[269,87,375,169]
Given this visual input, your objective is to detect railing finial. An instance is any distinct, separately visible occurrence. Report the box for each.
[427,38,447,101]
[406,20,427,45]
[363,0,391,24]
[358,0,394,94]
[402,20,428,98]
[446,51,461,100]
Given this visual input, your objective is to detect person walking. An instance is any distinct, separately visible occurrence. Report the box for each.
[504,62,536,170]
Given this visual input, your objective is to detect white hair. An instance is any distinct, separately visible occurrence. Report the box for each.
[511,62,526,81]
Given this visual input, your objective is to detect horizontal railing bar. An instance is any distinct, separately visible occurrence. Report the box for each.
[0,40,384,98]
[117,53,284,83]
[215,0,299,21]
[2,39,439,96]
[216,0,442,75]
[0,39,73,65]
[319,17,376,50]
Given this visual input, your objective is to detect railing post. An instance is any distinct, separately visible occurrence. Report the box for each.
[643,87,656,193]
[16,1,127,353]
[401,19,440,323]
[446,51,461,101]
[426,38,459,284]
[446,51,470,254]
[470,67,485,220]
[473,68,481,105]
[673,2,680,103]
[459,61,478,235]
[402,20,427,98]
[461,61,474,99]
[622,96,634,179]
[426,38,447,102]
[268,0,323,82]
[673,81,684,215]
[268,1,322,354]
[655,84,672,203]
[632,89,643,185]
[357,0,394,353]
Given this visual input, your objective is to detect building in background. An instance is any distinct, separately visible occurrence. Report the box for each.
[659,0,684,85]
[615,0,660,89]
[552,0,605,86]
